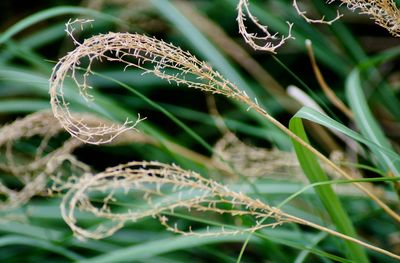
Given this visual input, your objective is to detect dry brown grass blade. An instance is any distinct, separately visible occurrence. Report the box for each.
[305,40,354,119]
[60,161,400,260]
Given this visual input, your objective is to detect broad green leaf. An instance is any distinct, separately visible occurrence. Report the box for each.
[289,117,369,263]
[346,69,400,176]
[293,107,400,163]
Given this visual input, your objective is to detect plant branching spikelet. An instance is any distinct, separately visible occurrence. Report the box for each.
[50,19,248,144]
[60,161,291,240]
[341,0,400,37]
[238,0,400,53]
[293,0,343,25]
[0,111,81,209]
[237,0,294,54]
[59,160,400,260]
[0,110,148,209]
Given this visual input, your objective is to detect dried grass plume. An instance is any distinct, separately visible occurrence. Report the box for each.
[59,160,400,260]
[341,0,400,37]
[50,19,250,144]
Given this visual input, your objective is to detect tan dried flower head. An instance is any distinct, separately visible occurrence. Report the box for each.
[0,111,81,175]
[50,19,246,144]
[49,18,399,226]
[341,0,400,37]
[0,110,148,174]
[213,133,304,181]
[211,133,378,197]
[0,111,80,209]
[58,160,400,260]
[61,161,289,240]
[238,0,400,53]
[0,110,149,210]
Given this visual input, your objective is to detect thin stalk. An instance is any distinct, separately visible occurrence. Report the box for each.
[278,177,399,208]
[305,40,354,119]
[285,213,400,261]
[239,94,400,222]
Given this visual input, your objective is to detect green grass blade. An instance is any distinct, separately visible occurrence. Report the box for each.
[78,235,250,263]
[0,235,83,260]
[0,99,49,113]
[289,117,369,263]
[293,107,400,163]
[357,46,400,119]
[91,71,215,155]
[0,222,63,241]
[0,6,124,45]
[255,229,351,263]
[294,232,328,263]
[375,83,400,120]
[117,97,284,141]
[279,177,399,209]
[346,69,400,176]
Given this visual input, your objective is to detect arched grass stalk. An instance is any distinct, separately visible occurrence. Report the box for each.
[49,21,399,222]
[60,161,400,260]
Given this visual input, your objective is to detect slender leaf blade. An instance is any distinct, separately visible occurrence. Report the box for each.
[289,117,369,263]
[346,69,400,176]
